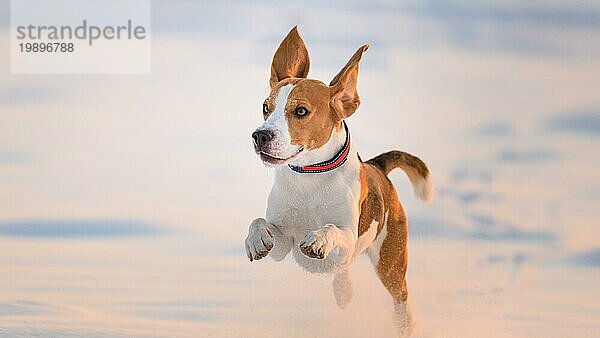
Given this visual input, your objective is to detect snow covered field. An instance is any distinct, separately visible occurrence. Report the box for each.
[1,1,598,336]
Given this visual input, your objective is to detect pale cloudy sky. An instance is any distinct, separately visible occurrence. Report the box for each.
[0,1,598,336]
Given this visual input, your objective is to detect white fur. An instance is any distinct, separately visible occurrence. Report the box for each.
[353,219,379,260]
[244,218,273,261]
[332,269,353,309]
[265,127,362,273]
[256,84,300,160]
[393,300,415,337]
[413,174,434,203]
[246,85,368,272]
[245,123,364,273]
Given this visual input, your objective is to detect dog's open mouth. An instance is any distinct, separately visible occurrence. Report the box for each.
[259,147,304,165]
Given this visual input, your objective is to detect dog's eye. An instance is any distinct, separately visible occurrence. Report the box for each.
[262,103,270,115]
[294,106,309,117]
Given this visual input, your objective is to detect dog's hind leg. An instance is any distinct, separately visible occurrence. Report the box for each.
[332,268,353,308]
[367,193,415,337]
[393,297,414,338]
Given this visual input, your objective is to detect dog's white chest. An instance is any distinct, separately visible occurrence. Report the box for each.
[265,163,361,272]
[267,166,358,229]
[270,184,337,236]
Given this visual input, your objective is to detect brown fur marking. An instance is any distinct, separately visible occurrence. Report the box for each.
[357,164,387,236]
[377,188,409,303]
[269,27,310,89]
[329,45,369,121]
[265,27,366,150]
[367,151,429,178]
[287,80,340,150]
[358,161,410,303]
[263,78,341,150]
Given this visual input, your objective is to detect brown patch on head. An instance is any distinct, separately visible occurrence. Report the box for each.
[262,78,303,121]
[262,78,341,150]
[286,79,340,150]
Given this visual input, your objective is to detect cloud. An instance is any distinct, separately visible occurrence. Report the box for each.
[450,167,493,184]
[0,300,57,317]
[2,0,597,66]
[410,215,556,243]
[545,111,600,136]
[150,0,600,32]
[402,1,600,28]
[485,253,525,265]
[440,188,498,206]
[470,214,556,242]
[566,248,600,267]
[0,86,54,105]
[409,216,467,239]
[145,0,600,58]
[498,149,556,163]
[478,122,514,136]
[0,2,7,27]
[457,191,485,204]
[0,219,161,238]
[482,252,527,281]
[0,151,29,165]
[471,224,555,242]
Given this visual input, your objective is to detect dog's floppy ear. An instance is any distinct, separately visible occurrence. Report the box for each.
[329,44,369,121]
[270,26,310,89]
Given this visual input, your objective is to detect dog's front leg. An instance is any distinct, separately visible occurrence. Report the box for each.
[245,218,292,262]
[299,224,357,265]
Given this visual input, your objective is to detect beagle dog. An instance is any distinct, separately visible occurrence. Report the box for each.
[245,27,432,335]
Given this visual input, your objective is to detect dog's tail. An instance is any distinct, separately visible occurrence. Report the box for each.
[366,151,433,203]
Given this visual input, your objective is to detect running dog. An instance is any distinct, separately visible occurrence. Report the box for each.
[245,27,433,336]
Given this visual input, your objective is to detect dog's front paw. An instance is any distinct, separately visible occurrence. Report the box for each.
[245,218,274,262]
[299,227,334,259]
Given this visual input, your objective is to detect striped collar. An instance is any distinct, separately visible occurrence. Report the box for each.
[288,121,351,174]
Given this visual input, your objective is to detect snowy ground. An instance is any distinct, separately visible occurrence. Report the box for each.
[0,1,599,337]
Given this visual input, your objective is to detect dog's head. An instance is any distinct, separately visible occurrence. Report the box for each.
[252,26,368,166]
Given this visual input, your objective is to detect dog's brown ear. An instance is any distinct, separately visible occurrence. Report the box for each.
[329,44,369,121]
[270,26,310,89]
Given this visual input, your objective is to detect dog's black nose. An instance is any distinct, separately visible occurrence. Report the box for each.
[252,130,274,148]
